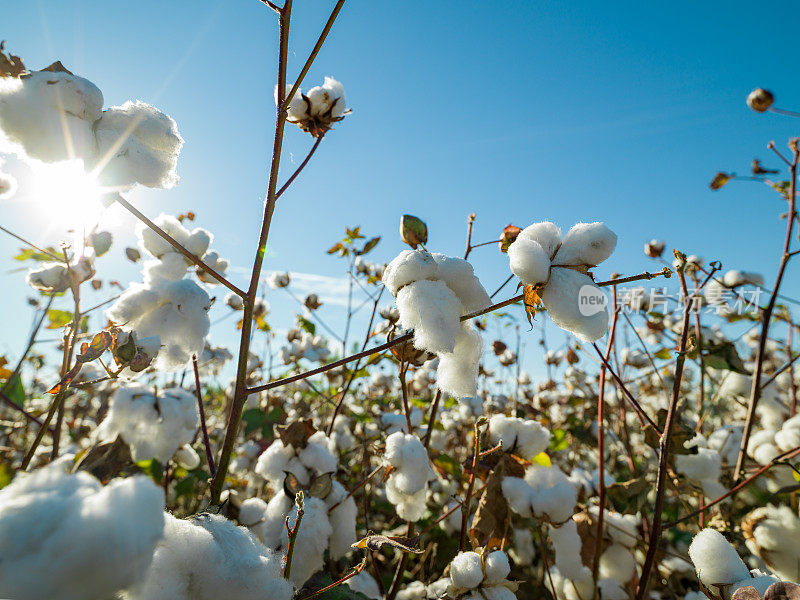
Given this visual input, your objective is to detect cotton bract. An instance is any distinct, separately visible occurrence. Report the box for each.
[507,221,617,342]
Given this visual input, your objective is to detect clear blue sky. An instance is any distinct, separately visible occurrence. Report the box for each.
[2,0,800,383]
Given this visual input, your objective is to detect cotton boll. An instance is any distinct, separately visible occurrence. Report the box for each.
[297,431,338,475]
[238,497,268,527]
[396,581,428,600]
[549,520,590,581]
[437,324,483,399]
[386,476,428,521]
[552,222,617,267]
[0,462,164,600]
[509,528,536,566]
[198,251,230,284]
[676,447,722,481]
[723,270,764,288]
[383,249,438,295]
[729,573,780,597]
[450,551,485,589]
[138,215,190,259]
[484,551,511,584]
[143,254,189,284]
[397,279,463,354]
[431,253,491,312]
[26,262,71,293]
[254,441,301,489]
[519,221,563,257]
[126,512,292,600]
[185,228,212,257]
[385,432,433,495]
[508,236,551,285]
[525,464,577,524]
[744,504,800,581]
[0,70,102,162]
[326,481,358,559]
[599,543,636,582]
[688,529,751,590]
[281,497,333,586]
[107,279,211,371]
[597,579,628,600]
[501,477,534,517]
[175,444,201,470]
[476,587,517,600]
[541,268,609,342]
[346,572,381,600]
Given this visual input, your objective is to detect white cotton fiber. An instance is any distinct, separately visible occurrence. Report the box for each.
[138,215,190,259]
[519,221,563,257]
[431,253,491,312]
[254,441,296,488]
[385,432,434,495]
[553,222,617,267]
[488,415,550,460]
[675,448,722,482]
[483,551,511,584]
[525,464,577,523]
[185,228,213,257]
[383,249,438,295]
[143,254,189,284]
[96,383,199,462]
[450,551,485,589]
[125,512,292,600]
[397,279,463,354]
[729,573,780,597]
[541,268,609,342]
[297,431,338,475]
[326,481,358,559]
[501,477,534,518]
[598,543,636,582]
[386,476,428,521]
[549,520,590,581]
[107,279,211,371]
[0,461,164,600]
[347,572,382,600]
[238,497,268,527]
[688,528,751,589]
[508,237,551,286]
[94,100,183,189]
[0,70,102,162]
[437,323,483,399]
[723,270,764,288]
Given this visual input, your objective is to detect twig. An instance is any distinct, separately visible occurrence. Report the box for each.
[275,135,324,200]
[459,419,485,551]
[463,213,476,259]
[635,263,693,600]
[0,224,64,262]
[192,355,216,478]
[284,492,305,579]
[328,466,382,513]
[423,389,442,450]
[490,274,515,299]
[298,558,368,600]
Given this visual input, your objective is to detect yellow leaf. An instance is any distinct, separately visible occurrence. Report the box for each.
[532,452,551,467]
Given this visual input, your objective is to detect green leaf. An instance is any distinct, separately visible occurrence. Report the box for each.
[174,476,197,498]
[242,408,267,434]
[46,309,73,329]
[135,458,164,482]
[0,462,13,490]
[14,247,60,262]
[703,341,747,374]
[3,373,25,406]
[549,428,569,452]
[297,315,316,335]
[358,236,381,256]
[654,348,672,360]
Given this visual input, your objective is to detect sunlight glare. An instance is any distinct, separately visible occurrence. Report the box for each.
[30,160,108,229]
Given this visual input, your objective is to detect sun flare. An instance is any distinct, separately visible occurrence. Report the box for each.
[29,160,108,229]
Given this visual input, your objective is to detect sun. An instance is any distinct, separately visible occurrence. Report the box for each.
[29,160,109,229]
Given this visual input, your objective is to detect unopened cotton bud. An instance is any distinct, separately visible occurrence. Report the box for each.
[747,88,774,113]
[644,239,665,258]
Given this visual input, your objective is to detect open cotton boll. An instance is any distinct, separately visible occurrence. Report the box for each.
[326,480,358,559]
[549,520,591,581]
[525,464,577,523]
[254,441,306,489]
[541,268,609,342]
[281,497,333,586]
[197,251,230,284]
[397,279,463,354]
[0,70,102,162]
[744,504,800,581]
[676,447,722,482]
[94,100,183,189]
[275,83,309,121]
[138,215,190,258]
[723,270,764,288]
[508,237,551,285]
[107,279,211,371]
[519,221,563,257]
[185,228,212,257]
[0,461,164,600]
[501,476,534,517]
[125,513,292,600]
[728,573,781,597]
[599,543,636,582]
[96,383,199,462]
[383,249,438,295]
[346,572,382,600]
[26,262,71,293]
[143,254,190,284]
[385,432,434,495]
[488,415,550,460]
[297,431,338,475]
[688,529,751,591]
[238,497,269,527]
[386,476,429,521]
[597,579,628,600]
[484,550,511,584]
[450,551,485,589]
[431,253,491,312]
[552,222,617,267]
[175,444,201,470]
[437,323,483,399]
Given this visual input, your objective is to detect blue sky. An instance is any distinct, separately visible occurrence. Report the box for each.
[2,0,799,383]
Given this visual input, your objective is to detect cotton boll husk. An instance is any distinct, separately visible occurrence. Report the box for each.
[431,253,491,312]
[126,512,292,600]
[0,71,102,162]
[326,480,357,559]
[437,323,483,399]
[598,543,636,582]
[0,462,165,600]
[552,222,617,267]
[484,550,511,584]
[450,551,484,589]
[728,573,780,597]
[397,279,463,354]
[541,268,609,343]
[508,236,551,286]
[519,221,563,257]
[94,100,183,189]
[346,572,381,600]
[688,529,751,589]
[282,497,333,586]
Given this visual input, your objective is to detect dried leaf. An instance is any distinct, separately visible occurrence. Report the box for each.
[308,472,334,499]
[76,331,112,363]
[710,172,732,190]
[0,41,25,78]
[74,436,134,483]
[276,420,317,449]
[40,61,72,74]
[47,362,82,394]
[125,247,141,263]
[765,582,800,600]
[352,534,423,554]
[499,225,521,253]
[469,464,510,550]
[522,284,543,326]
[358,237,381,256]
[283,471,304,498]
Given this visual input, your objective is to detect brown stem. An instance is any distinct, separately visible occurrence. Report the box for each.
[734,141,798,482]
[635,265,693,600]
[191,355,216,478]
[459,419,484,551]
[275,135,324,200]
[0,224,64,262]
[298,558,368,600]
[463,212,476,259]
[284,492,304,579]
[422,389,442,450]
[789,323,798,417]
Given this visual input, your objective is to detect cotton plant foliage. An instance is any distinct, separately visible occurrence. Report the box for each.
[507,221,617,342]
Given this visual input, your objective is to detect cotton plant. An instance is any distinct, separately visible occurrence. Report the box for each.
[94,383,199,463]
[486,414,551,461]
[446,550,519,600]
[122,512,292,600]
[254,427,338,490]
[383,249,490,399]
[743,505,800,583]
[25,256,94,294]
[0,460,165,600]
[675,434,728,500]
[507,221,617,342]
[384,431,436,521]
